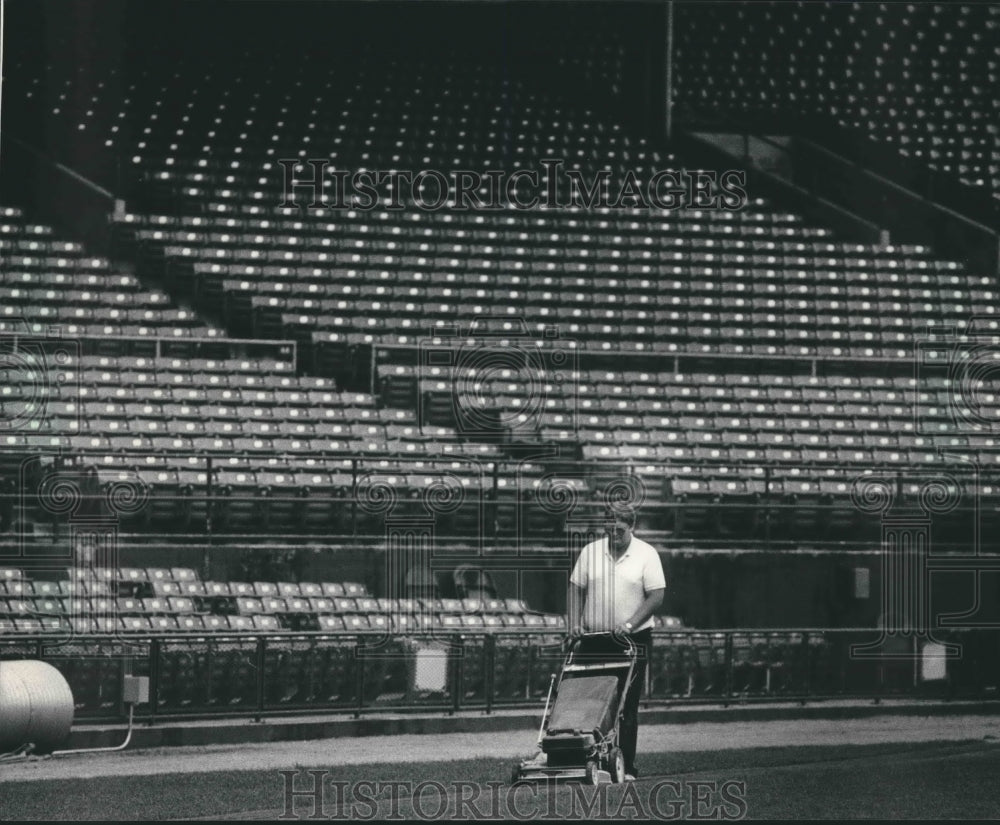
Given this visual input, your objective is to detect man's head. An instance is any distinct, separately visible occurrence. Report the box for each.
[607,504,636,553]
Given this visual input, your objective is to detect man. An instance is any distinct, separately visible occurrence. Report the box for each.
[568,504,665,781]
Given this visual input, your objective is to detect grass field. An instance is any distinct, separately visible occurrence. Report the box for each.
[4,739,999,820]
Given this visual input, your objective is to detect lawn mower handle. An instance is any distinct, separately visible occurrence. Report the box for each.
[565,630,638,656]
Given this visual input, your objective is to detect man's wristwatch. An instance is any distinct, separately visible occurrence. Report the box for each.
[624,621,633,632]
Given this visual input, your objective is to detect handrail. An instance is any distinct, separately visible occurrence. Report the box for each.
[683,108,998,239]
[0,536,974,552]
[800,188,883,238]
[0,331,297,363]
[3,134,115,201]
[794,135,998,239]
[683,123,999,278]
[685,129,882,238]
[28,453,992,468]
[796,116,998,227]
[0,627,964,641]
[370,338,927,381]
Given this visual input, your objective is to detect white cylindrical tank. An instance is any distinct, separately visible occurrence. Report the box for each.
[0,660,75,753]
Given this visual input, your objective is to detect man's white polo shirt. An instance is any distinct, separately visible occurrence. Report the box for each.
[569,534,666,632]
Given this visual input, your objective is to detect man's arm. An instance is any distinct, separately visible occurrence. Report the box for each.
[621,587,665,633]
[619,544,667,633]
[568,582,587,636]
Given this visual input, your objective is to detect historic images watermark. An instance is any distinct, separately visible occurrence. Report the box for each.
[914,317,1000,437]
[0,319,82,443]
[417,321,579,438]
[0,318,157,645]
[278,772,749,820]
[364,319,584,641]
[278,158,748,212]
[846,317,1000,662]
[360,317,649,657]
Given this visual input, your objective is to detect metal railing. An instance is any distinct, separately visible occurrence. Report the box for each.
[1,627,992,725]
[368,335,921,390]
[4,455,996,553]
[0,330,297,364]
[681,122,1000,279]
[0,133,118,258]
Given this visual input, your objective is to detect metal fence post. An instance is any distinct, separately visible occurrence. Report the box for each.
[485,633,496,716]
[875,651,885,705]
[203,456,214,581]
[491,462,500,551]
[355,639,364,719]
[351,458,359,537]
[149,637,160,723]
[451,634,463,716]
[205,641,215,707]
[255,637,266,722]
[724,633,734,703]
[801,632,811,702]
[763,466,772,551]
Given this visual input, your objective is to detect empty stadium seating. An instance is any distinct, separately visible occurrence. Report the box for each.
[0,564,571,638]
[2,2,998,726]
[674,2,1000,216]
[3,13,998,546]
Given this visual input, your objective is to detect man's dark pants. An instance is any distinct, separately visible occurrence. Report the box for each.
[576,629,652,775]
